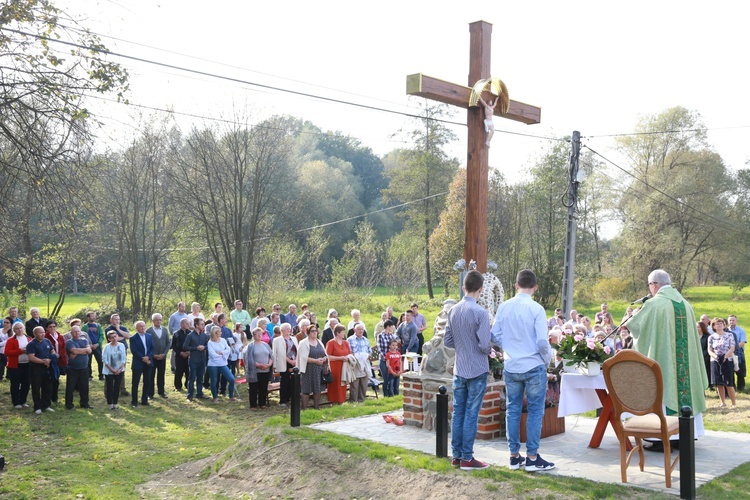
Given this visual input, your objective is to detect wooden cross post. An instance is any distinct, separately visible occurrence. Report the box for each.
[406,20,541,273]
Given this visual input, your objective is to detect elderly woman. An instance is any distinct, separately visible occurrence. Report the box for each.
[374,312,389,337]
[272,323,299,407]
[348,309,366,333]
[244,327,273,409]
[347,323,371,403]
[298,325,328,409]
[708,317,736,409]
[296,318,310,342]
[5,321,30,409]
[257,318,272,345]
[207,326,237,403]
[102,330,126,410]
[325,324,351,404]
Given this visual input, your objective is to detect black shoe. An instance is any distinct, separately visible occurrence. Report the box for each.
[141,401,150,406]
[66,406,74,410]
[159,393,168,399]
[99,375,104,381]
[82,405,94,409]
[196,394,207,399]
[132,404,138,408]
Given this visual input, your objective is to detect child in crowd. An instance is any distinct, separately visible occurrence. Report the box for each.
[385,340,404,396]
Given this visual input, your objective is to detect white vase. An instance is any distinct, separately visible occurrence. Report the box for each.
[584,361,600,377]
[563,363,578,373]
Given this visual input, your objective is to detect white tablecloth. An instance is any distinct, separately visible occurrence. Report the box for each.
[557,372,606,417]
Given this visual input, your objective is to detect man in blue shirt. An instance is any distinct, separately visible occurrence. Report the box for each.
[728,314,747,391]
[27,326,56,414]
[65,326,93,410]
[444,270,491,471]
[491,269,555,472]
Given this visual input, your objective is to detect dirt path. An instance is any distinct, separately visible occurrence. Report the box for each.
[138,426,562,499]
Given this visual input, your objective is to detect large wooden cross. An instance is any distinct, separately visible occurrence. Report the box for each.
[406,20,541,273]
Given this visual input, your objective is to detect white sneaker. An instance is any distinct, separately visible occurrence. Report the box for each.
[44,407,55,412]
[34,409,42,415]
[14,405,22,409]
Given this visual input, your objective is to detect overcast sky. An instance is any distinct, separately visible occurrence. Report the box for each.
[61,0,750,185]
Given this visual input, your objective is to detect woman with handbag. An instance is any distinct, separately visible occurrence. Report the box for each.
[244,327,273,409]
[298,326,327,409]
[708,317,737,409]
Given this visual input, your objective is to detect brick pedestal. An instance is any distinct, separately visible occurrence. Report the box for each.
[402,373,505,440]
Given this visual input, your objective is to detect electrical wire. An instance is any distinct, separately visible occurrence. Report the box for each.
[88,190,449,253]
[1,26,566,143]
[584,124,750,139]
[583,145,742,232]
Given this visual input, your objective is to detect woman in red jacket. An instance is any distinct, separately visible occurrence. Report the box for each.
[44,321,67,403]
[5,322,31,409]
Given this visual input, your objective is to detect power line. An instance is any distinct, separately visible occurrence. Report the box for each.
[584,124,750,139]
[582,146,743,234]
[89,190,449,253]
[2,26,566,143]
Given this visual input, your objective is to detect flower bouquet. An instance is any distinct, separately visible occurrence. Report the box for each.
[553,333,612,372]
[489,346,504,379]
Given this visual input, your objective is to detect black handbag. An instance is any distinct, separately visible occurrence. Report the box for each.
[321,360,333,385]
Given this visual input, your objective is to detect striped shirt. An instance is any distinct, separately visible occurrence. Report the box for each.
[377,331,399,361]
[347,335,371,356]
[443,296,491,379]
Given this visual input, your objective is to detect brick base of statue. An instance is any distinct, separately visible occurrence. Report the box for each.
[402,373,506,440]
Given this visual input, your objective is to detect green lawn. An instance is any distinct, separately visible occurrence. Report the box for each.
[2,283,750,498]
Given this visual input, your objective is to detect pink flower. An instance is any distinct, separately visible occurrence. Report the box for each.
[574,334,583,342]
[564,328,573,336]
[604,346,611,355]
[586,339,596,350]
[489,350,496,359]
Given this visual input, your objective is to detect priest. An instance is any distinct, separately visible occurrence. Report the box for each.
[625,269,708,442]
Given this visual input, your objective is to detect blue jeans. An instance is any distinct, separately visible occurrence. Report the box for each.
[380,359,393,397]
[187,361,206,399]
[451,372,488,461]
[505,364,547,457]
[208,365,236,398]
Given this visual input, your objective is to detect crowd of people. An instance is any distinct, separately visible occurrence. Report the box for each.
[545,301,747,409]
[0,300,430,413]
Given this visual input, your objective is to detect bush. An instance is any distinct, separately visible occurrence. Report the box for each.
[590,277,632,302]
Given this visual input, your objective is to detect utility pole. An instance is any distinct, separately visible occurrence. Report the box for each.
[561,131,582,318]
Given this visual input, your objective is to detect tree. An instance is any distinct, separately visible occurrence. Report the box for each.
[101,119,184,318]
[0,0,128,312]
[383,103,459,298]
[429,169,466,296]
[329,221,383,291]
[170,114,297,307]
[316,131,386,209]
[0,0,128,165]
[615,107,733,290]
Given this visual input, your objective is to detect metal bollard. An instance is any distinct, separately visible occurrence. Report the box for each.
[436,385,449,458]
[291,367,301,427]
[679,405,695,499]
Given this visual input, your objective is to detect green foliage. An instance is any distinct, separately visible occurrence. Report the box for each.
[615,107,732,291]
[589,277,633,302]
[330,221,383,291]
[383,231,424,299]
[249,237,305,306]
[165,243,215,307]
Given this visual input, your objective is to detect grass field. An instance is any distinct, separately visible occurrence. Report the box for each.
[1,285,746,497]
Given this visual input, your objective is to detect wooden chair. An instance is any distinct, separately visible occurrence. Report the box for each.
[602,350,680,488]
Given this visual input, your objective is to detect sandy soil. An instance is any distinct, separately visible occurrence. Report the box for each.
[137,425,558,499]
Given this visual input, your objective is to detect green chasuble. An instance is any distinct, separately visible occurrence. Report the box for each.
[626,285,708,415]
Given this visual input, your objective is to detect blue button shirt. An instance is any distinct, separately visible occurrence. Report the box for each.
[491,292,550,374]
[443,296,491,379]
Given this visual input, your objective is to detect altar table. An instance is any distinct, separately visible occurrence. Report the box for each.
[558,372,631,449]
